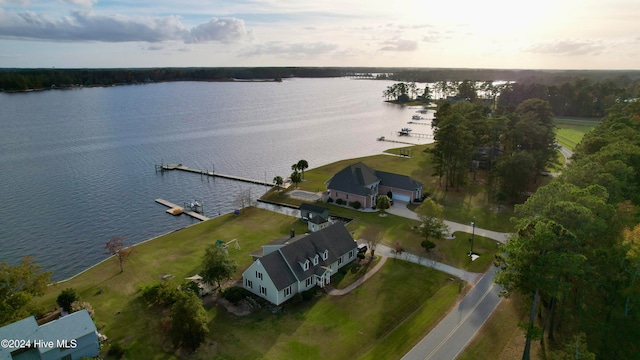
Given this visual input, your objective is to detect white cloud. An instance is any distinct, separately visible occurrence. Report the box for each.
[61,0,96,8]
[379,38,417,52]
[239,41,338,58]
[0,9,251,44]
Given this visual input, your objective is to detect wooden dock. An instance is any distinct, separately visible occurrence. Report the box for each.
[155,198,210,221]
[398,132,434,139]
[157,164,273,187]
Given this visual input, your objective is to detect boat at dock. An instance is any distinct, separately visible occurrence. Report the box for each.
[398,128,412,136]
[412,115,422,120]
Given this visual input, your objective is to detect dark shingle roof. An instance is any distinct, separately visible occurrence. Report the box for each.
[300,203,329,214]
[259,251,298,291]
[326,162,379,196]
[375,170,423,191]
[279,222,356,281]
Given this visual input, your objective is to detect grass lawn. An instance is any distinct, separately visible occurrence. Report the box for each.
[554,117,599,150]
[35,207,461,359]
[432,232,501,273]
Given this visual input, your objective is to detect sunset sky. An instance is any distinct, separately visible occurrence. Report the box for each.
[0,0,638,69]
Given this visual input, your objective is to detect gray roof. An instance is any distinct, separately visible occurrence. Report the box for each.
[309,215,328,224]
[374,170,424,191]
[299,202,329,215]
[259,251,298,291]
[37,310,97,354]
[258,223,357,290]
[326,162,379,196]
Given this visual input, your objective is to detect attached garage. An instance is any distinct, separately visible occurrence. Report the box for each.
[392,193,411,202]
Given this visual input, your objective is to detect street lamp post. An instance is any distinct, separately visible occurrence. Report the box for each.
[469,220,476,257]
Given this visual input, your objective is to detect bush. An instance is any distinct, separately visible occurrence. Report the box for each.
[107,342,126,359]
[357,252,366,259]
[301,288,317,301]
[349,201,361,209]
[421,240,436,252]
[327,197,334,203]
[335,198,344,205]
[221,286,250,304]
[56,288,79,313]
[387,191,393,199]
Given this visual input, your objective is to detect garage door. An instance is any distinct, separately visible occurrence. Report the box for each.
[393,193,411,202]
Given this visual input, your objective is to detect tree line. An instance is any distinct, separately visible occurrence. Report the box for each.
[495,101,640,359]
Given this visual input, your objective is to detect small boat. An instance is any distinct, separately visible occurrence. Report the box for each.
[412,115,422,120]
[377,136,385,141]
[398,128,412,136]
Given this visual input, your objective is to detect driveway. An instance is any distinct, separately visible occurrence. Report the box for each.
[385,202,510,244]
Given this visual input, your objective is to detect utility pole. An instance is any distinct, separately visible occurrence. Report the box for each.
[469,219,476,256]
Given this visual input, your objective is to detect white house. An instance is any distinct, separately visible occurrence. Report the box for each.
[242,223,357,305]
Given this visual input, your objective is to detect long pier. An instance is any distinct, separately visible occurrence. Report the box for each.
[156,163,274,187]
[398,132,434,139]
[155,198,210,221]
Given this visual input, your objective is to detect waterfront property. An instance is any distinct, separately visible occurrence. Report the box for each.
[242,223,358,305]
[325,162,423,208]
[0,310,100,360]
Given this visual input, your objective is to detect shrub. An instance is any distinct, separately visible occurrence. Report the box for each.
[327,197,334,203]
[421,240,436,252]
[357,252,365,259]
[222,286,250,304]
[335,198,344,205]
[301,288,317,301]
[56,288,79,313]
[387,191,393,198]
[350,201,361,209]
[107,342,126,359]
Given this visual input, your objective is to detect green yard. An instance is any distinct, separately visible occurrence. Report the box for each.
[554,117,600,150]
[36,207,463,359]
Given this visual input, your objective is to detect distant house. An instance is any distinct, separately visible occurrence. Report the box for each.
[325,162,423,208]
[0,310,100,360]
[242,223,358,305]
[299,203,330,232]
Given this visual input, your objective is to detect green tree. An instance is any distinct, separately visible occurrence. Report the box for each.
[200,244,237,290]
[376,195,390,214]
[416,198,448,244]
[104,236,135,273]
[495,219,586,360]
[169,292,209,351]
[296,159,309,180]
[0,256,51,326]
[290,170,302,189]
[549,333,595,360]
[273,175,284,191]
[56,288,79,313]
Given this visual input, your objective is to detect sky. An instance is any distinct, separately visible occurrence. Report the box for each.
[0,0,639,69]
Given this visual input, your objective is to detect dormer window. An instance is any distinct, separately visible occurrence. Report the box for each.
[300,259,310,271]
[313,254,319,265]
[321,250,329,261]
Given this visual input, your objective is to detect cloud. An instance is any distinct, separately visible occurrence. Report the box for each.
[61,0,96,8]
[379,38,417,51]
[0,9,251,44]
[185,17,252,43]
[526,39,606,56]
[239,41,338,57]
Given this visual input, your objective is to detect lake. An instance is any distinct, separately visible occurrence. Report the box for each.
[0,77,434,280]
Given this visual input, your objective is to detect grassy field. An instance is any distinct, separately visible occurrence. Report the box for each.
[554,117,600,150]
[36,207,467,359]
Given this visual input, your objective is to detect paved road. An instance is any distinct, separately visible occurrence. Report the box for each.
[559,145,574,165]
[402,267,502,360]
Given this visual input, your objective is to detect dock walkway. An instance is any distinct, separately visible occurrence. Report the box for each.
[155,198,210,221]
[158,164,273,187]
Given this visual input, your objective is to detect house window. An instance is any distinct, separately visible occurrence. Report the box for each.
[322,250,328,261]
[338,257,343,265]
[245,279,253,288]
[301,260,309,271]
[306,277,313,287]
[256,271,263,280]
[349,250,354,259]
[260,286,267,296]
[346,194,349,200]
[313,254,319,265]
[284,286,292,297]
[335,191,338,197]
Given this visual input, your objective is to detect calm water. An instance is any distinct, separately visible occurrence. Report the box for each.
[0,78,434,280]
